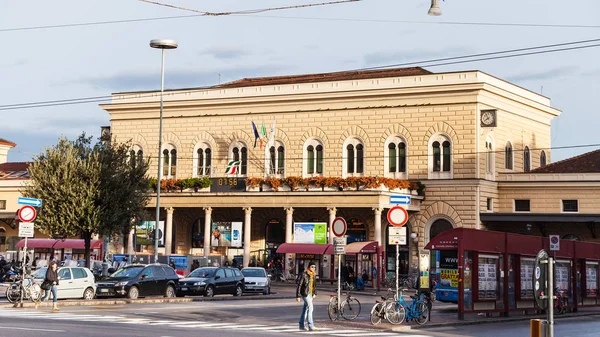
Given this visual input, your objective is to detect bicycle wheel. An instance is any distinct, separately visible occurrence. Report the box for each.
[328,296,339,321]
[341,297,361,320]
[369,302,383,325]
[28,284,43,302]
[415,301,430,325]
[5,286,21,304]
[385,302,406,325]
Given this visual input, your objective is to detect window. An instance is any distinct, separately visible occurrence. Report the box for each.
[385,136,407,178]
[0,200,5,210]
[153,266,167,277]
[230,142,248,175]
[540,150,547,167]
[429,134,452,179]
[216,269,225,278]
[162,144,177,178]
[343,137,364,177]
[224,269,233,278]
[266,141,285,176]
[514,200,531,212]
[485,138,494,176]
[487,198,493,211]
[58,268,72,280]
[505,142,513,170]
[141,267,154,278]
[524,146,531,172]
[72,268,86,279]
[193,142,212,176]
[562,200,578,213]
[0,228,5,245]
[304,138,324,176]
[163,266,177,276]
[129,145,143,169]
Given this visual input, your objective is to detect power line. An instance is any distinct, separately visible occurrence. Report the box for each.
[2,37,599,112]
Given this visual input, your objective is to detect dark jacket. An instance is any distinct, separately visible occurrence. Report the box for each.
[45,268,59,285]
[296,271,317,298]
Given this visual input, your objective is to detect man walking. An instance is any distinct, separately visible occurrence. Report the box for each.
[296,261,318,331]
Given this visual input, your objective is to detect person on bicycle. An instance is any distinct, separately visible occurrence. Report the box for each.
[296,261,318,331]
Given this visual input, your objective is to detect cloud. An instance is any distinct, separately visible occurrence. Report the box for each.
[199,46,251,60]
[505,66,578,83]
[363,46,475,67]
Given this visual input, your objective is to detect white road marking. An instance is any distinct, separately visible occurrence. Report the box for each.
[0,326,65,332]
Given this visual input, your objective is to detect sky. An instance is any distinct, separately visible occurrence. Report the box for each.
[1,0,599,163]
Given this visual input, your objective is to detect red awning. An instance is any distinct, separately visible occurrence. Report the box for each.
[16,239,103,250]
[345,241,378,254]
[16,239,56,249]
[424,227,505,253]
[276,243,332,255]
[53,239,103,250]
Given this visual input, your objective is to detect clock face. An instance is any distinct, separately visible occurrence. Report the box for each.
[481,111,496,126]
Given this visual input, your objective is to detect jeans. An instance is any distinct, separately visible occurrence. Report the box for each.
[299,295,314,329]
[42,285,58,303]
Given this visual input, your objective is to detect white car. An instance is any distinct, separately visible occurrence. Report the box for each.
[241,267,271,295]
[32,266,96,300]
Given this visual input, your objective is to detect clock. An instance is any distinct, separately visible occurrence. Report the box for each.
[18,205,37,223]
[481,110,497,127]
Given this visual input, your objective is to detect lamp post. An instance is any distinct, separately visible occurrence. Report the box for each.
[150,39,178,264]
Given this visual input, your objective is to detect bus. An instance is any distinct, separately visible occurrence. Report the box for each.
[435,250,459,303]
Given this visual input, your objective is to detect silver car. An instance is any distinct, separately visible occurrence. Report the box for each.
[241,267,271,295]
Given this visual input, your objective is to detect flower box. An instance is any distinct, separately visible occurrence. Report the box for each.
[261,184,275,192]
[246,185,260,192]
[305,184,322,192]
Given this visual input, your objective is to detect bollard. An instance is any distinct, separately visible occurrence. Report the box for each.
[540,320,549,337]
[530,319,549,337]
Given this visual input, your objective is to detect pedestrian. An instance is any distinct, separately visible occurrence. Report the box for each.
[296,260,305,283]
[296,261,318,331]
[191,259,200,271]
[36,260,60,311]
[169,259,176,270]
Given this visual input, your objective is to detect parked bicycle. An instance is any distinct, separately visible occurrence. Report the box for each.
[342,279,355,291]
[369,289,398,325]
[328,292,362,321]
[5,275,43,304]
[386,292,429,325]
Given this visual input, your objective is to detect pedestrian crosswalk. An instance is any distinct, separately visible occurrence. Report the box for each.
[0,309,430,336]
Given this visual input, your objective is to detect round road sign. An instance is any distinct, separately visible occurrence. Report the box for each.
[387,206,408,227]
[18,205,37,223]
[332,217,347,237]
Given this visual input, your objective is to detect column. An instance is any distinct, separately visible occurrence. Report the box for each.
[165,207,174,256]
[203,207,212,258]
[373,207,383,246]
[328,207,337,244]
[285,207,294,273]
[127,227,135,255]
[373,207,383,290]
[243,207,252,268]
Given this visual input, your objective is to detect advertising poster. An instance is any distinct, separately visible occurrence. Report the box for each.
[478,256,498,300]
[586,264,598,296]
[293,222,327,244]
[211,222,243,248]
[520,258,534,298]
[138,221,164,247]
[555,262,570,293]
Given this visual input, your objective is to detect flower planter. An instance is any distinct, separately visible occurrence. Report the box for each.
[322,186,338,192]
[365,184,388,192]
[305,184,322,192]
[279,185,291,192]
[391,188,410,194]
[246,185,260,192]
[261,184,276,192]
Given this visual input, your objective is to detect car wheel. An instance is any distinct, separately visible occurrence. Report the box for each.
[83,287,95,300]
[234,284,243,297]
[165,285,175,298]
[127,286,139,299]
[263,286,271,295]
[204,285,215,297]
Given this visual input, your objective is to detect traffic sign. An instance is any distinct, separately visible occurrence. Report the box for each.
[18,205,37,223]
[549,235,560,251]
[18,222,34,238]
[390,195,411,205]
[333,237,346,255]
[332,217,347,237]
[388,226,407,245]
[387,206,408,227]
[18,197,42,207]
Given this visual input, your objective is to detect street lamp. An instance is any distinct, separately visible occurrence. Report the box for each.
[150,39,178,264]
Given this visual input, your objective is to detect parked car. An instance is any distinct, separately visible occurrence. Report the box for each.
[95,264,179,299]
[177,267,244,297]
[241,267,271,295]
[32,266,96,300]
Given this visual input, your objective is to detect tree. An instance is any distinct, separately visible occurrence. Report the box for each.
[23,133,150,268]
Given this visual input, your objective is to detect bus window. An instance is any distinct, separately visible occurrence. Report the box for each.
[436,250,459,303]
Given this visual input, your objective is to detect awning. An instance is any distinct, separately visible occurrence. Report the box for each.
[424,227,506,253]
[276,243,332,255]
[345,241,378,254]
[16,239,103,250]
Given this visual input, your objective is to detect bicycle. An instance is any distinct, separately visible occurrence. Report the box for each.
[5,275,43,304]
[342,279,355,291]
[386,292,429,325]
[328,292,362,321]
[369,289,398,325]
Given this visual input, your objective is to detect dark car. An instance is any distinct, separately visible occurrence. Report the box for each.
[95,264,179,299]
[177,267,244,297]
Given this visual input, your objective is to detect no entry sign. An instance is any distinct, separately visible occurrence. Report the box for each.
[332,217,347,237]
[387,206,408,227]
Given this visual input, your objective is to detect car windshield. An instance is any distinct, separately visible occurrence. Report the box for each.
[242,269,266,277]
[188,268,215,278]
[110,266,143,278]
[32,268,47,278]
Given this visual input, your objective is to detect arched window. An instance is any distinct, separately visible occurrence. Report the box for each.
[193,142,212,176]
[385,136,407,179]
[429,134,452,179]
[343,137,364,177]
[485,137,494,176]
[524,146,531,172]
[230,142,248,175]
[129,145,144,169]
[162,144,177,178]
[266,141,285,176]
[540,150,547,167]
[505,141,513,170]
[304,139,324,176]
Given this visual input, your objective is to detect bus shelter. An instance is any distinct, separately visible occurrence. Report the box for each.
[425,228,600,320]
